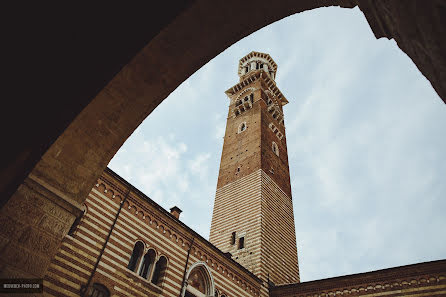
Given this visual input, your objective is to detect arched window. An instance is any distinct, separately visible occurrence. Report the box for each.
[139,249,156,279]
[184,263,215,297]
[86,283,110,297]
[272,142,279,157]
[238,122,247,133]
[127,241,144,272]
[151,256,168,286]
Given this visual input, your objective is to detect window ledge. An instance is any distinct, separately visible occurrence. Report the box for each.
[123,269,163,294]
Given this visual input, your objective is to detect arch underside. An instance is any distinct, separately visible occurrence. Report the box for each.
[1,0,445,280]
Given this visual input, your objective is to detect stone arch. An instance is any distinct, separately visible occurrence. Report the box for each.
[238,121,247,133]
[122,200,131,210]
[128,204,138,215]
[159,224,165,233]
[272,141,279,157]
[151,255,169,286]
[127,240,145,272]
[105,188,114,199]
[2,1,446,279]
[138,248,157,280]
[234,87,256,103]
[97,183,106,193]
[116,195,124,204]
[182,261,215,297]
[136,209,144,219]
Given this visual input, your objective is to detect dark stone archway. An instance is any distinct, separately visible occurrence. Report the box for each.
[1,0,445,278]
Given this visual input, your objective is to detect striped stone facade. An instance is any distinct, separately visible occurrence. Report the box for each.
[40,168,446,297]
[210,52,299,286]
[43,168,265,297]
[210,169,299,285]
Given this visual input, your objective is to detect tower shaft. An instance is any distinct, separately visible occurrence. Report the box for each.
[210,52,299,285]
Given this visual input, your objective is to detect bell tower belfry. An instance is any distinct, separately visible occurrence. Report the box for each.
[209,52,300,286]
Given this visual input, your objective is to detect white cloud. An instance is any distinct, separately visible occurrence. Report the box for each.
[188,153,211,181]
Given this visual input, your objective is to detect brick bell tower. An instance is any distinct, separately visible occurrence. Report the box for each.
[209,51,300,286]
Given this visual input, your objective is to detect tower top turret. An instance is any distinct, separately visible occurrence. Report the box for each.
[238,51,278,81]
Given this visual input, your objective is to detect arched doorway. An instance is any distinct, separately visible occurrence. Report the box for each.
[183,262,215,297]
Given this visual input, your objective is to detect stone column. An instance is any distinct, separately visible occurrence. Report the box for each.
[251,61,256,71]
[0,174,83,278]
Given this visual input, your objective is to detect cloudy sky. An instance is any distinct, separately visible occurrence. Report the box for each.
[109,7,446,282]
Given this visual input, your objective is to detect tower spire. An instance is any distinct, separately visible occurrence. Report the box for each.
[210,52,299,286]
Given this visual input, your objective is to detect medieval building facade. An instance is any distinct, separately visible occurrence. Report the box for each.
[42,52,446,297]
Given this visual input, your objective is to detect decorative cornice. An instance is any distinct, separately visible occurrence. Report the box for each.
[271,260,446,297]
[239,51,278,73]
[226,71,288,106]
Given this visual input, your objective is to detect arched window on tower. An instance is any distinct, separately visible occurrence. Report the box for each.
[86,283,110,297]
[139,249,156,279]
[127,241,144,272]
[238,122,247,133]
[272,141,279,157]
[151,256,168,286]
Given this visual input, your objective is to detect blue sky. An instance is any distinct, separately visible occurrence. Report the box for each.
[109,7,446,282]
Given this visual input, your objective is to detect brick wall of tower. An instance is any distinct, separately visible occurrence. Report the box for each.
[43,169,264,297]
[217,82,263,189]
[211,168,300,286]
[259,171,299,285]
[259,93,292,198]
[211,170,263,275]
[211,78,267,279]
[258,89,300,285]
